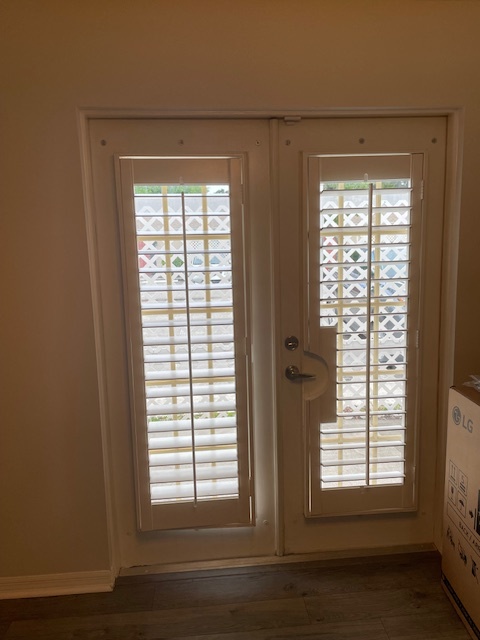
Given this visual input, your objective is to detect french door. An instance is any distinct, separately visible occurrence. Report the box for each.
[276,117,446,554]
[87,116,446,568]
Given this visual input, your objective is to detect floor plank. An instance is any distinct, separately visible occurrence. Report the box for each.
[304,585,451,624]
[0,622,10,640]
[5,597,309,640]
[174,619,390,639]
[380,610,472,639]
[0,584,155,624]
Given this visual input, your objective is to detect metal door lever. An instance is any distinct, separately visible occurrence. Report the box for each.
[285,365,316,381]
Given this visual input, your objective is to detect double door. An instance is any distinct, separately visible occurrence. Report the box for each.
[88,116,446,568]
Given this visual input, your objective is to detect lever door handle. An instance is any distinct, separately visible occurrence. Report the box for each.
[285,365,316,381]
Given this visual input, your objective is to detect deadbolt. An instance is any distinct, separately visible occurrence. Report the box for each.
[284,335,299,351]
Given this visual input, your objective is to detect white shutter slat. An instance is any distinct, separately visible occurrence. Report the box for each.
[147,416,237,433]
[149,447,238,467]
[321,471,405,484]
[142,318,233,329]
[141,284,234,293]
[137,233,230,242]
[150,462,238,484]
[138,249,232,257]
[320,425,406,435]
[141,301,234,311]
[143,334,235,347]
[146,382,236,398]
[151,479,239,502]
[145,367,235,382]
[336,410,407,418]
[140,266,233,275]
[144,352,235,363]
[146,400,237,416]
[321,441,405,451]
[148,430,238,451]
[320,224,411,237]
[321,456,404,468]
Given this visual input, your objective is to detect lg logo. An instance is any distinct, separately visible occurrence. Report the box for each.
[452,406,473,433]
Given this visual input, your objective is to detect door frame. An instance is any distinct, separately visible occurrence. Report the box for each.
[78,107,463,577]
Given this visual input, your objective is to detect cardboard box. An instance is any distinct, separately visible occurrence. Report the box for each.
[442,386,480,639]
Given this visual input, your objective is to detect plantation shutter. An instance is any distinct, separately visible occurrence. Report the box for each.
[116,156,253,531]
[306,154,424,516]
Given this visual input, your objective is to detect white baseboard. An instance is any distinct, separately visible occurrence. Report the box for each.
[119,543,437,577]
[0,570,114,600]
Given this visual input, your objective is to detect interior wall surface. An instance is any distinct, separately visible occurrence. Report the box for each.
[1,0,480,578]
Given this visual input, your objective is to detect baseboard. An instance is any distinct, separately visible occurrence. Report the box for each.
[0,570,114,600]
[119,542,437,578]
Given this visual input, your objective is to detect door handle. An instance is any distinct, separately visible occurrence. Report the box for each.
[285,365,316,382]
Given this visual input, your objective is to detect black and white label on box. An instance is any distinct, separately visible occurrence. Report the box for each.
[450,460,459,485]
[447,503,480,559]
[459,470,468,496]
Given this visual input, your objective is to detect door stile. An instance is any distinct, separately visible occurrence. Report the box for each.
[269,117,285,556]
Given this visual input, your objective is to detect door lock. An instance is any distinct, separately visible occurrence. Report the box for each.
[285,365,316,381]
[284,335,299,351]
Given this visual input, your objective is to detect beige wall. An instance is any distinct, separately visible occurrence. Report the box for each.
[1,0,480,578]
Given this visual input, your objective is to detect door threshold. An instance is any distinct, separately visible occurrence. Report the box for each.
[118,542,436,578]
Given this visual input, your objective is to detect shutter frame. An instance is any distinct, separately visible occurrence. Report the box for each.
[115,156,254,531]
[305,154,424,517]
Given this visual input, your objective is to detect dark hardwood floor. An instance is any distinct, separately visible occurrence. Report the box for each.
[0,552,471,639]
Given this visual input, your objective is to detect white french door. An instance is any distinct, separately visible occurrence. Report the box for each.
[86,116,446,568]
[88,119,277,567]
[277,117,446,554]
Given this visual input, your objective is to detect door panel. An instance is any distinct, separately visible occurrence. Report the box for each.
[88,119,276,567]
[277,117,446,553]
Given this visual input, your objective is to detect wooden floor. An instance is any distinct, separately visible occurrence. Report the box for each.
[0,552,471,639]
